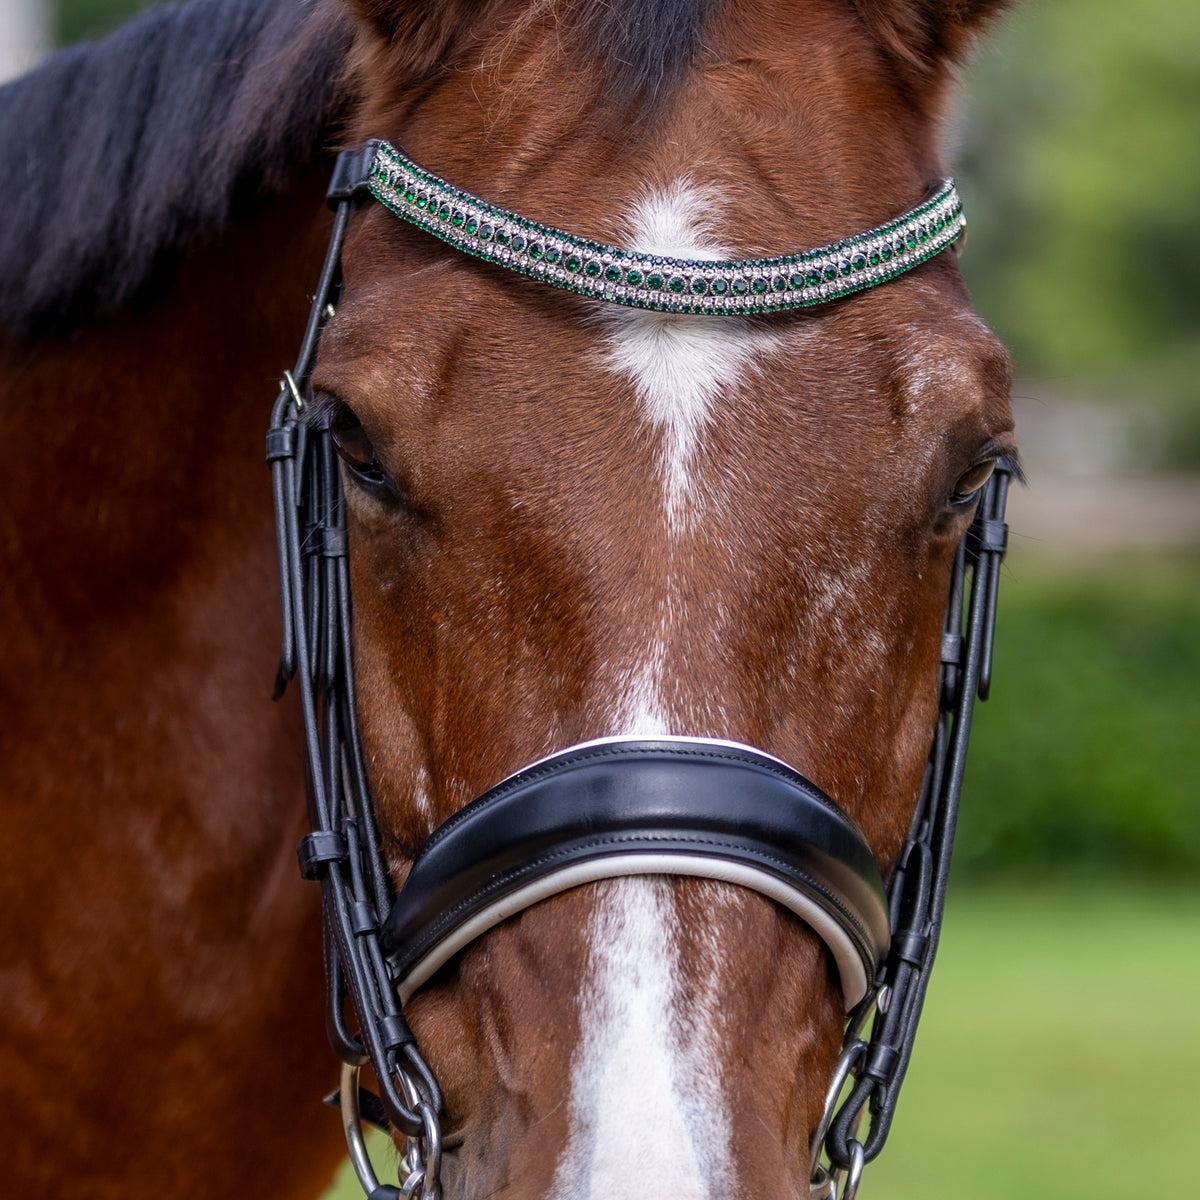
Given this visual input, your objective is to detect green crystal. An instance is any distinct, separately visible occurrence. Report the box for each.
[646,273,665,290]
[566,255,583,273]
[731,277,748,295]
[605,265,622,283]
[584,260,602,277]
[626,269,644,287]
[495,229,511,246]
[750,277,768,295]
[451,210,465,228]
[511,234,527,252]
[528,242,544,260]
[545,247,561,264]
[771,275,787,292]
[691,278,708,295]
[667,275,686,293]
[711,278,729,295]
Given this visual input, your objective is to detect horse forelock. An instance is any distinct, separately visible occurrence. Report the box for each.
[346,0,726,140]
[0,0,1013,342]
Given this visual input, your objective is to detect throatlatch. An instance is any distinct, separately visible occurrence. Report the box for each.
[268,145,1009,1200]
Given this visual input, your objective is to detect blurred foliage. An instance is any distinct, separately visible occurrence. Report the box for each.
[56,0,149,45]
[955,0,1200,460]
[956,553,1200,879]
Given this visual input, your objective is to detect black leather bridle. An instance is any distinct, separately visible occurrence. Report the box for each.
[267,148,1011,1200]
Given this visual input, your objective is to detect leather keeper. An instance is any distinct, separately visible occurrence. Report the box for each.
[297,830,348,880]
[265,426,296,462]
[970,517,1009,556]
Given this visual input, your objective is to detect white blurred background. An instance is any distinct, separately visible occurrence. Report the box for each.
[0,0,50,84]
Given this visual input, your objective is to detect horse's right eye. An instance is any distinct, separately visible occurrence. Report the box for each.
[328,402,391,493]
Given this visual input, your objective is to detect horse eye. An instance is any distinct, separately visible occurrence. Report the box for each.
[328,403,390,490]
[328,403,375,469]
[951,459,996,505]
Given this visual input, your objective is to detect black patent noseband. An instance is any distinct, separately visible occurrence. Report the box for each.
[385,737,889,1009]
[268,147,1010,1200]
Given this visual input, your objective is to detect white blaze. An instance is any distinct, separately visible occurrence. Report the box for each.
[548,879,729,1200]
[599,180,783,530]
[553,182,785,1200]
[601,179,784,739]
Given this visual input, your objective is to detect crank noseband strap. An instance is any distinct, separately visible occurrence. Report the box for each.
[381,738,889,1008]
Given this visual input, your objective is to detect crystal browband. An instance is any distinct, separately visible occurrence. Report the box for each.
[366,140,965,316]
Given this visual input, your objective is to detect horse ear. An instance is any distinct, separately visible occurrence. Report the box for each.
[850,1,1014,76]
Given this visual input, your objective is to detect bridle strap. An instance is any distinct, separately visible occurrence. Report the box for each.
[268,152,446,1196]
[382,738,889,1009]
[814,465,1011,1198]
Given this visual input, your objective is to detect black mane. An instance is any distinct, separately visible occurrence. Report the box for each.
[0,0,353,337]
[0,0,718,338]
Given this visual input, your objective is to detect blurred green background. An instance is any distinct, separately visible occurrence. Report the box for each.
[10,1,1200,1197]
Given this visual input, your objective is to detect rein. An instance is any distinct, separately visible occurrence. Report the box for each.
[267,147,1009,1200]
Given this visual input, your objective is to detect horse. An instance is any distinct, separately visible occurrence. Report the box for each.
[0,2,1017,1198]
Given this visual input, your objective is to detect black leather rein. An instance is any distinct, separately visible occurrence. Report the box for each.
[267,147,1011,1200]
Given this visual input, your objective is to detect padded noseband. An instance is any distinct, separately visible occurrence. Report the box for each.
[381,738,889,1008]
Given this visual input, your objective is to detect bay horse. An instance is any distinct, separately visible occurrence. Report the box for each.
[0,2,1017,1198]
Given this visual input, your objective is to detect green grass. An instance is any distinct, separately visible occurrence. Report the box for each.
[323,1130,399,1200]
[321,886,1200,1200]
[871,886,1200,1199]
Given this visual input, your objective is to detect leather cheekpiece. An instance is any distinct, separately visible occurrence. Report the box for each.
[380,739,889,1008]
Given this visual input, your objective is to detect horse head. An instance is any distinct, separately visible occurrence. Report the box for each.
[283,2,1016,1197]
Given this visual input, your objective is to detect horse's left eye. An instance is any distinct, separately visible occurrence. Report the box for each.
[328,402,390,492]
[950,459,996,506]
